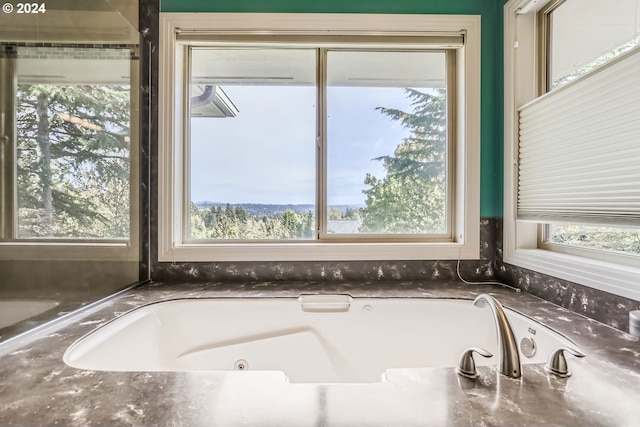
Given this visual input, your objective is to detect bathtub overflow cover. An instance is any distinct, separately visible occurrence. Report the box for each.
[234,359,249,371]
[520,337,537,358]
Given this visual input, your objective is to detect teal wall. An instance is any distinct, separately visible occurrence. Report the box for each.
[160,0,504,218]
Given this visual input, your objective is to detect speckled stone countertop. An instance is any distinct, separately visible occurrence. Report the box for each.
[1,280,639,427]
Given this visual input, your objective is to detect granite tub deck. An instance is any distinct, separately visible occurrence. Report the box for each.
[1,281,639,427]
[0,296,94,344]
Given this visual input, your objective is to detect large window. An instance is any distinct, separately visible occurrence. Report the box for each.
[0,44,139,259]
[159,13,481,261]
[187,48,451,241]
[504,0,640,300]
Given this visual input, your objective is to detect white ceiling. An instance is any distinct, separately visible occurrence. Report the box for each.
[0,2,138,44]
[17,58,131,84]
[191,49,447,88]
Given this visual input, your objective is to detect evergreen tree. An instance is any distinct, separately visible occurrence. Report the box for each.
[360,88,447,233]
[17,83,131,238]
[189,204,315,240]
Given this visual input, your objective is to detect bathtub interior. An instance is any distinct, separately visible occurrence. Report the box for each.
[0,299,60,330]
[63,296,580,383]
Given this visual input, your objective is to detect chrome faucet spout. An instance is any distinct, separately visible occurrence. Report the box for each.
[474,294,522,379]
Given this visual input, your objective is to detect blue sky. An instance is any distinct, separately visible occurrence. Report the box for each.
[190,85,415,205]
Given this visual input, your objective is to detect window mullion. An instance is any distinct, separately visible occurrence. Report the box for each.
[316,48,328,240]
[446,49,456,240]
[0,52,17,240]
[182,46,193,244]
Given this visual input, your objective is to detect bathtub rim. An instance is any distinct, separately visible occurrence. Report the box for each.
[62,294,581,375]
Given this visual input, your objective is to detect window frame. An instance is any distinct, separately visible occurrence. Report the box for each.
[536,2,639,267]
[319,47,457,242]
[504,0,640,301]
[158,13,481,262]
[0,45,140,261]
[184,46,455,243]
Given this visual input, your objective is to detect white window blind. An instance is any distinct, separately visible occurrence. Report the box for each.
[517,47,640,226]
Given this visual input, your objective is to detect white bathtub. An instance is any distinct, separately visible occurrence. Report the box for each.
[64,295,579,383]
[0,298,60,330]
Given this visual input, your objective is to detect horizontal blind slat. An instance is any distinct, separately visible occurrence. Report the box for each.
[519,111,640,149]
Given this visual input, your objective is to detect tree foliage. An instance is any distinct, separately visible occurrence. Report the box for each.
[360,88,447,233]
[17,84,131,238]
[550,225,640,255]
[191,204,315,240]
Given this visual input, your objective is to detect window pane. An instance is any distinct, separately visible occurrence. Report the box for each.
[548,224,640,256]
[550,0,640,89]
[16,46,132,239]
[189,49,316,240]
[326,51,448,235]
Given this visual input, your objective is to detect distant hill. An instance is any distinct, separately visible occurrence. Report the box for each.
[194,202,363,216]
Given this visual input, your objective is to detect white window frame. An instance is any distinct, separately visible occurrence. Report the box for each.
[0,49,140,262]
[158,13,481,262]
[503,0,640,301]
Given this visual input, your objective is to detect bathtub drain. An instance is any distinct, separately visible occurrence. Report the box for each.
[234,359,249,371]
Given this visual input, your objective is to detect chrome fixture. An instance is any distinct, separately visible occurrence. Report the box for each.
[474,294,522,378]
[544,347,586,378]
[520,336,537,358]
[456,347,493,379]
[630,310,640,337]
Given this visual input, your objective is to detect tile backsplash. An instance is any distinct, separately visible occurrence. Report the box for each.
[497,262,640,333]
[151,218,498,283]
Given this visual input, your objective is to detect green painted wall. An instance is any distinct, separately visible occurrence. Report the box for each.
[160,0,504,218]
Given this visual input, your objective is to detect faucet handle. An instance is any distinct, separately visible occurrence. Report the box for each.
[544,347,586,378]
[456,347,493,379]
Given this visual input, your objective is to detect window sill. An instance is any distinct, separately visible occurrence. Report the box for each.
[159,240,479,262]
[503,247,640,302]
